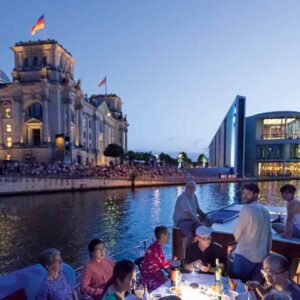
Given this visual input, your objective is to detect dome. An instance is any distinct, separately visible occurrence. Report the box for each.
[0,69,11,84]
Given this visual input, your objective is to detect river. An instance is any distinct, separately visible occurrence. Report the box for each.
[1,179,300,275]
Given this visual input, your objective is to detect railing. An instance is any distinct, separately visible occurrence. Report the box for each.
[74,238,152,289]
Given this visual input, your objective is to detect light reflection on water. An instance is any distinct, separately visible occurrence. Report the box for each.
[1,180,300,275]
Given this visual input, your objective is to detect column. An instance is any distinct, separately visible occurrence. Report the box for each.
[43,99,50,143]
[0,104,3,148]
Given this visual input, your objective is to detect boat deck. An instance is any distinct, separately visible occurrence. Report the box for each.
[210,204,300,259]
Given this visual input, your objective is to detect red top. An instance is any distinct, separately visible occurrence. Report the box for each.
[141,241,171,292]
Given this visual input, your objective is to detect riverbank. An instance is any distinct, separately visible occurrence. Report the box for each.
[0,174,299,196]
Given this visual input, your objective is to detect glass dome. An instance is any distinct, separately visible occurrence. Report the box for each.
[0,69,11,84]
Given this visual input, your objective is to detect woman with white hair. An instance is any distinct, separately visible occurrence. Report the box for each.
[37,248,78,300]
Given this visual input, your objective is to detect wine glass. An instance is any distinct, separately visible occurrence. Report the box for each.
[228,277,238,291]
[134,283,144,299]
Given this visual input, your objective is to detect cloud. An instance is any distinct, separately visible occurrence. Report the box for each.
[192,138,204,148]
[167,135,181,141]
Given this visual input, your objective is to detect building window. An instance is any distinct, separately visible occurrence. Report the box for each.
[28,103,43,120]
[89,120,91,129]
[89,133,91,140]
[289,144,300,159]
[33,56,38,66]
[6,136,12,148]
[6,124,12,132]
[5,107,11,118]
[43,56,47,65]
[286,118,300,139]
[5,154,11,160]
[256,144,284,159]
[23,58,29,67]
[262,119,285,140]
[83,131,86,139]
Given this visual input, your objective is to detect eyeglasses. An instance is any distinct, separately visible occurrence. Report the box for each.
[197,235,211,240]
[261,268,287,277]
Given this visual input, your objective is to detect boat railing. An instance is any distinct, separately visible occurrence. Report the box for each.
[74,237,152,289]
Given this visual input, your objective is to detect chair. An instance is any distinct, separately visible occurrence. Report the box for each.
[134,256,144,273]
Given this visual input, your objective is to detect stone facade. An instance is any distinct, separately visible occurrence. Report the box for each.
[0,40,128,164]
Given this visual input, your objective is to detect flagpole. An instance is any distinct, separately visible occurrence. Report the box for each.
[105,77,107,95]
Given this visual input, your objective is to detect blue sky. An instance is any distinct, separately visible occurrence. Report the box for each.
[1,1,300,158]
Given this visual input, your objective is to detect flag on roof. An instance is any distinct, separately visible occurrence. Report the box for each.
[98,76,107,88]
[31,14,45,36]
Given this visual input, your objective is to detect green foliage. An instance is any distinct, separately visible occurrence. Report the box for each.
[126,150,155,163]
[104,143,124,158]
[197,153,208,164]
[178,151,192,164]
[158,152,177,165]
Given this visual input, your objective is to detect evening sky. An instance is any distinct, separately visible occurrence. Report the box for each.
[1,0,300,158]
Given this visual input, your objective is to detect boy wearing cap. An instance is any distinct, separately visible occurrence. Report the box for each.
[183,226,225,273]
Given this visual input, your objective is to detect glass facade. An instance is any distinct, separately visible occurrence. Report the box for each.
[262,119,285,140]
[262,118,300,140]
[258,162,300,176]
[289,144,300,159]
[256,144,283,159]
[286,118,300,139]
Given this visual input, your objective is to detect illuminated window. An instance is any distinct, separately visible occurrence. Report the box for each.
[5,108,11,118]
[262,119,285,140]
[6,136,12,148]
[5,154,11,160]
[6,124,12,132]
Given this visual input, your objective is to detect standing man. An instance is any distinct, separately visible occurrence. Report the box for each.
[173,181,212,242]
[272,184,300,239]
[232,183,272,283]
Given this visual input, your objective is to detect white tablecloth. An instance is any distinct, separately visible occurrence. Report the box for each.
[150,273,253,299]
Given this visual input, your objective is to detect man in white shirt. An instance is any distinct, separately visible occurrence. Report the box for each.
[231,183,272,283]
[173,181,212,242]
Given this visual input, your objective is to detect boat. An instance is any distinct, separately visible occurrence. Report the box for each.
[1,204,300,299]
[173,203,300,284]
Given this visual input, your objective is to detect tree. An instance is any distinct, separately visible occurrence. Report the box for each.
[104,143,124,158]
[159,152,177,165]
[197,153,208,167]
[178,152,192,164]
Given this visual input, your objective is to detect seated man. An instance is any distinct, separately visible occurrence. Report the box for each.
[173,181,212,242]
[80,239,115,299]
[141,226,171,292]
[272,184,300,239]
[183,226,225,273]
[246,253,300,300]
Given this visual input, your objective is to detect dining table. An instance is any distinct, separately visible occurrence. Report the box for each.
[149,273,255,300]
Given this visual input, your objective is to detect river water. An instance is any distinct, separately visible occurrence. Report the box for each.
[1,179,300,275]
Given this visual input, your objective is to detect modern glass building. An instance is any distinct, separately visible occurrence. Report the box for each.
[208,95,246,177]
[245,111,300,177]
[209,97,300,177]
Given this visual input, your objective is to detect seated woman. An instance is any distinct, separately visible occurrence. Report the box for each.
[80,239,115,299]
[102,260,136,300]
[141,226,171,292]
[37,248,77,300]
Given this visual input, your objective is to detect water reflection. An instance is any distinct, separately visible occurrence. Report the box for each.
[0,180,300,275]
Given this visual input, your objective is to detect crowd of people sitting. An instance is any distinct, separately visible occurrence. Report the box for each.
[0,161,189,181]
[34,182,300,300]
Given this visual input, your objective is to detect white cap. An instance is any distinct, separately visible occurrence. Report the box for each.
[195,226,212,237]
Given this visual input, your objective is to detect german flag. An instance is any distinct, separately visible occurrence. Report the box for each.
[31,15,45,36]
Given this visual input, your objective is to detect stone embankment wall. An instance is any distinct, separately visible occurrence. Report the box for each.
[0,176,187,196]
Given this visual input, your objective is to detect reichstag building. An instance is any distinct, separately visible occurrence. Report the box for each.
[0,40,128,164]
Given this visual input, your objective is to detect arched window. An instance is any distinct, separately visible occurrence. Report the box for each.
[28,103,43,120]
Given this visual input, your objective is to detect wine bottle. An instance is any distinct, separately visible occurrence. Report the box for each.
[214,258,222,283]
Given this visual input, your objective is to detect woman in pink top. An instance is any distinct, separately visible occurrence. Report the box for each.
[80,239,115,299]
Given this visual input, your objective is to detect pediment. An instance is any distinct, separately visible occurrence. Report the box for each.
[25,118,43,124]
